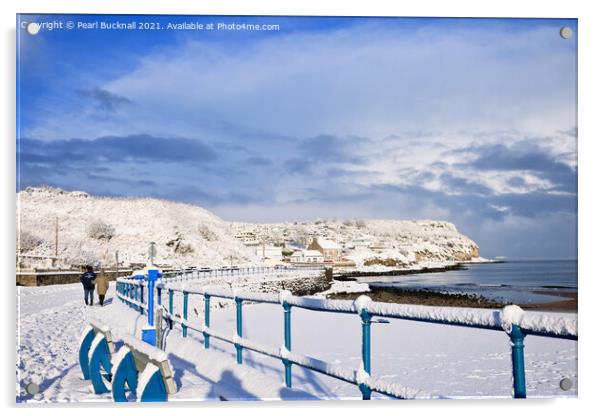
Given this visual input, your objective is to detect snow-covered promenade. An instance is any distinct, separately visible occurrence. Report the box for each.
[16,279,577,402]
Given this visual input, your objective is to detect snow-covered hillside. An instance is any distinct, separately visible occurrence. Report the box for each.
[17,186,482,269]
[17,187,258,268]
[231,218,481,269]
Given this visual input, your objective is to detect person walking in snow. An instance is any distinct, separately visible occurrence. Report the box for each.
[80,265,96,306]
[95,269,109,306]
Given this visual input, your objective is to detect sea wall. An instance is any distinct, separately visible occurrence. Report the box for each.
[16,269,135,286]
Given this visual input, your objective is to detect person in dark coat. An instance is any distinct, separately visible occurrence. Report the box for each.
[80,265,97,306]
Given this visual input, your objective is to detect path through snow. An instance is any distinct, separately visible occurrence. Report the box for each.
[16,282,578,402]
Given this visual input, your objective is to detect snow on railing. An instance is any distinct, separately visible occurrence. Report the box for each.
[159,265,324,283]
[116,274,577,400]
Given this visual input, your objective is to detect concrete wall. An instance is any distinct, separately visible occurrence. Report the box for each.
[16,269,135,286]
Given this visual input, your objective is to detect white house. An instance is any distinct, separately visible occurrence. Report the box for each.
[234,231,259,246]
[256,245,283,261]
[349,235,373,249]
[290,250,324,264]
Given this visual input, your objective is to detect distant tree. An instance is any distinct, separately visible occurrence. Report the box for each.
[355,219,366,228]
[67,249,99,267]
[198,224,217,241]
[18,230,43,252]
[88,220,115,240]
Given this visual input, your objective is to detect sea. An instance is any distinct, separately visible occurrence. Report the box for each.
[359,260,577,305]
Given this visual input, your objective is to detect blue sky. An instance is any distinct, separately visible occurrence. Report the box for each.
[16,15,577,259]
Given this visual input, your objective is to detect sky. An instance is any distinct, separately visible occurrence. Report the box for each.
[16,15,577,259]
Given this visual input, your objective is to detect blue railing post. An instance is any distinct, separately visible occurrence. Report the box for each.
[182,291,189,338]
[168,289,174,329]
[142,269,159,345]
[510,324,527,398]
[139,284,144,315]
[157,286,162,305]
[204,294,211,349]
[359,308,372,400]
[283,301,292,388]
[235,297,243,364]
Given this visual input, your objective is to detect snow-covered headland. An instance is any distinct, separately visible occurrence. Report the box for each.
[17,186,483,273]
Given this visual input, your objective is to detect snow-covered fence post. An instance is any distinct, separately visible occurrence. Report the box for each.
[155,307,163,349]
[235,296,243,364]
[359,308,372,400]
[139,284,144,315]
[510,324,527,398]
[168,289,174,329]
[157,286,162,306]
[182,291,189,338]
[204,294,211,348]
[353,295,373,400]
[129,283,135,308]
[142,269,159,346]
[283,300,292,388]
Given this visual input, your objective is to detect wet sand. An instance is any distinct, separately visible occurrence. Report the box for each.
[327,287,577,312]
[521,290,577,312]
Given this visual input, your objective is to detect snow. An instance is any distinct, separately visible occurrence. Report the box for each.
[353,295,372,314]
[121,333,168,362]
[319,280,370,295]
[355,367,370,385]
[501,305,525,333]
[110,345,132,379]
[162,335,318,401]
[204,286,235,299]
[87,317,111,334]
[236,291,280,304]
[135,363,161,401]
[286,295,356,313]
[279,290,293,305]
[18,186,483,271]
[131,265,164,278]
[314,238,341,250]
[279,346,290,360]
[521,311,578,338]
[17,279,577,402]
[87,333,106,362]
[17,186,261,268]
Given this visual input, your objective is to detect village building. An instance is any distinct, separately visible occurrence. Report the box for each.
[234,231,259,246]
[349,235,373,249]
[307,237,342,262]
[290,250,324,264]
[255,245,283,261]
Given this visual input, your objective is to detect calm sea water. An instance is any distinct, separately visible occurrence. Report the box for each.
[361,260,577,304]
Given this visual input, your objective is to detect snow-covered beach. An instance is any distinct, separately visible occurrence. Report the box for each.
[16,276,577,402]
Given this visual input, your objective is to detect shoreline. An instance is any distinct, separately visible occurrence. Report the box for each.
[333,262,469,280]
[326,286,577,312]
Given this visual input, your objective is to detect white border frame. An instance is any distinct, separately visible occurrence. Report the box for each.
[3,1,600,415]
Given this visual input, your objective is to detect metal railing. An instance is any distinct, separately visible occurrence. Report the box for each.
[116,275,577,400]
[161,265,324,282]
